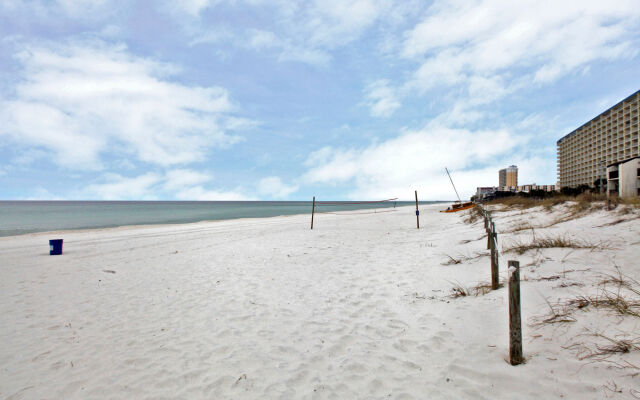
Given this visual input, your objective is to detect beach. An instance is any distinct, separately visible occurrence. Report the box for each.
[1,203,639,399]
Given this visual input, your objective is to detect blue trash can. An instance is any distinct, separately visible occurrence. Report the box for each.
[49,239,63,255]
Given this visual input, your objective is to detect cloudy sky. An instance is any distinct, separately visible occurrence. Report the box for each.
[1,0,639,201]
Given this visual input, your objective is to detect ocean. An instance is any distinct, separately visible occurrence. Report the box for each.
[0,200,438,237]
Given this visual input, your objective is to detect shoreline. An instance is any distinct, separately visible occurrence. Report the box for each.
[0,204,439,240]
[0,202,448,239]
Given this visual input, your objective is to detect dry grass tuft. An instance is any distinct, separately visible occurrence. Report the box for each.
[543,288,640,319]
[597,216,640,227]
[537,275,561,281]
[539,268,640,371]
[616,196,640,210]
[449,281,501,298]
[580,334,640,360]
[489,193,635,220]
[463,205,483,224]
[617,206,634,215]
[508,221,535,233]
[588,290,640,318]
[599,267,632,289]
[537,298,577,325]
[535,267,640,327]
[449,283,470,298]
[441,251,487,266]
[578,269,640,317]
[566,332,640,368]
[488,196,570,211]
[443,255,462,265]
[503,234,609,255]
[555,282,585,288]
[472,282,500,295]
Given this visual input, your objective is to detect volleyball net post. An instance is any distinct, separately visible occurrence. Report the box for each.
[414,190,419,229]
[311,196,315,230]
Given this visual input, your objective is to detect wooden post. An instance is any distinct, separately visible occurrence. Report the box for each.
[486,211,492,232]
[491,227,499,290]
[414,190,419,229]
[484,210,488,231]
[311,196,315,230]
[508,260,523,365]
[487,219,492,249]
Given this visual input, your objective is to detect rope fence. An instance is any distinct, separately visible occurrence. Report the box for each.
[477,204,523,366]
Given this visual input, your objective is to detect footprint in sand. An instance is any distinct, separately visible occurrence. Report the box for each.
[361,319,409,340]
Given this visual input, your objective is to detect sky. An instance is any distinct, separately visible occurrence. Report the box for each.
[0,0,639,201]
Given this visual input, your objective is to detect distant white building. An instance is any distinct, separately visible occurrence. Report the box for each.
[607,156,640,198]
[475,187,497,197]
[475,184,558,200]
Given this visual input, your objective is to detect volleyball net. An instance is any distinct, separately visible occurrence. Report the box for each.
[313,198,399,214]
[310,197,400,228]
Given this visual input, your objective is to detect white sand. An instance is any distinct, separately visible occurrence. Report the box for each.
[1,203,639,399]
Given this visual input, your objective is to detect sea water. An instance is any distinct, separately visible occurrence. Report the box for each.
[0,200,435,237]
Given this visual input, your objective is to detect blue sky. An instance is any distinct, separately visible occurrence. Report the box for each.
[1,0,639,201]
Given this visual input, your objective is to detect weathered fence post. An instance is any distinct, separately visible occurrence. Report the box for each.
[414,190,419,229]
[486,216,492,249]
[311,196,315,230]
[508,260,523,365]
[484,210,488,231]
[491,224,499,290]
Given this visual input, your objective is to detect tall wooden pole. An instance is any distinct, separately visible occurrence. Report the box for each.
[414,190,419,229]
[311,196,315,230]
[509,260,523,365]
[490,224,499,290]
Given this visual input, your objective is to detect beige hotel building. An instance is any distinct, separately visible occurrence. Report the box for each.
[557,90,639,193]
[499,165,518,187]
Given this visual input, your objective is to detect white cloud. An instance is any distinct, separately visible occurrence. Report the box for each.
[364,79,401,118]
[81,170,253,200]
[83,173,163,200]
[55,0,109,15]
[181,0,399,66]
[164,169,212,191]
[173,186,253,201]
[303,124,528,200]
[403,0,640,99]
[246,29,331,66]
[278,46,331,67]
[303,0,391,47]
[1,0,115,22]
[0,41,243,169]
[164,0,219,16]
[24,187,65,200]
[257,176,299,199]
[189,27,235,46]
[247,29,280,49]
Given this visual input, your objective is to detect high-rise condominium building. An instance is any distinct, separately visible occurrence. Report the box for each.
[499,165,518,187]
[557,90,639,189]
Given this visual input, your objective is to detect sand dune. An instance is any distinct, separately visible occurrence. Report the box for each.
[1,203,639,399]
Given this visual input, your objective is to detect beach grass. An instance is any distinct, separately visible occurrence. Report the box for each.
[503,234,610,255]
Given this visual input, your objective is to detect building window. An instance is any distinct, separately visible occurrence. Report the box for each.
[609,170,619,179]
[637,168,640,177]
